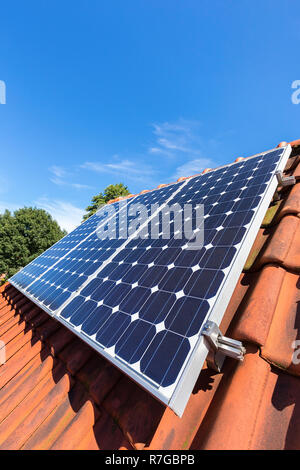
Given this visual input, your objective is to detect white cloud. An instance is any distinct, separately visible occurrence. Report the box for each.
[0,198,84,232]
[49,166,93,190]
[34,198,85,232]
[0,201,20,214]
[148,147,172,157]
[157,137,188,152]
[81,158,156,185]
[71,183,93,190]
[149,119,202,157]
[49,165,67,179]
[173,158,215,180]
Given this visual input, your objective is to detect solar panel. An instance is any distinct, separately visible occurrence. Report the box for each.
[10,145,291,416]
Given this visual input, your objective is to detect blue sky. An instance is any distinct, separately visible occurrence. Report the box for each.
[1,0,300,231]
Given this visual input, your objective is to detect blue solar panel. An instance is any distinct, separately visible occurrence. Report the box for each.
[10,146,291,416]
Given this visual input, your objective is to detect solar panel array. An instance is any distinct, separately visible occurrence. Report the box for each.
[10,145,291,416]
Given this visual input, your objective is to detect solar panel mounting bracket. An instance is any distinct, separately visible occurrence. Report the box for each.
[275,171,296,187]
[202,321,246,373]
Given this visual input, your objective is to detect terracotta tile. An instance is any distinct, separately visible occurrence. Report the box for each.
[76,354,108,389]
[277,183,300,218]
[284,154,299,172]
[0,337,44,388]
[67,380,90,412]
[23,306,41,322]
[0,364,69,446]
[0,355,55,423]
[21,395,78,450]
[289,139,300,148]
[255,215,300,270]
[249,369,300,450]
[0,306,39,340]
[0,296,27,318]
[0,304,17,319]
[148,363,227,450]
[0,293,23,312]
[231,265,286,346]
[4,328,35,361]
[293,162,300,179]
[58,338,94,375]
[0,354,43,408]
[89,361,121,406]
[35,318,60,341]
[1,287,18,302]
[92,410,133,450]
[71,429,100,450]
[0,309,19,328]
[0,373,72,450]
[191,346,271,449]
[46,327,74,356]
[102,376,165,449]
[192,348,300,449]
[50,400,97,450]
[21,380,89,449]
[14,297,32,311]
[0,314,22,338]
[261,271,300,375]
[29,311,49,328]
[0,283,11,295]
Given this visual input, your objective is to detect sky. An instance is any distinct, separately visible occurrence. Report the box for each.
[1,0,300,232]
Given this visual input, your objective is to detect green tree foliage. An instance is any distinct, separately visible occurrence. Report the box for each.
[0,207,67,280]
[83,183,130,220]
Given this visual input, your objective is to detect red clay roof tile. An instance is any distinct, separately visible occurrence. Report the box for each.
[148,363,226,450]
[102,375,165,449]
[0,356,55,421]
[49,400,97,450]
[58,338,94,376]
[255,215,300,270]
[261,270,300,375]
[21,393,80,450]
[231,265,286,346]
[0,373,72,450]
[190,346,300,450]
[277,182,300,218]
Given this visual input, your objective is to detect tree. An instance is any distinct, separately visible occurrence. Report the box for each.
[83,183,130,220]
[0,207,67,280]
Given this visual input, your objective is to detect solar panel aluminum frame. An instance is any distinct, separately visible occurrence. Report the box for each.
[9,145,292,417]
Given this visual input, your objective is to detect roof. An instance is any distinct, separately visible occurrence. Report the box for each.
[0,140,300,450]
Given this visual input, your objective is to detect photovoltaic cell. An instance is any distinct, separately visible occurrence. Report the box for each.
[10,146,291,416]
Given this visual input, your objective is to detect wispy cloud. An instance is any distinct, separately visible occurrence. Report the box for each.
[0,198,84,232]
[35,198,84,232]
[148,119,219,181]
[0,201,20,214]
[149,120,202,157]
[49,166,93,190]
[172,158,215,180]
[49,165,67,179]
[81,157,156,185]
